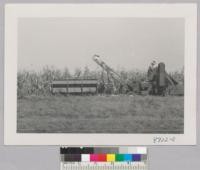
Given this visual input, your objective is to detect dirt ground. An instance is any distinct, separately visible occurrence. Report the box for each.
[17,95,184,133]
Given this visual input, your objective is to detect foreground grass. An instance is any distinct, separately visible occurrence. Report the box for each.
[17,95,184,133]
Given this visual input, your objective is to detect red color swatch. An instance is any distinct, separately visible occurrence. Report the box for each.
[98,154,107,162]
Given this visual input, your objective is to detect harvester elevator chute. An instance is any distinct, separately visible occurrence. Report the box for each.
[93,54,132,94]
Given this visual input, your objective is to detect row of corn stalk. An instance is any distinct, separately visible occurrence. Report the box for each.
[17,66,184,98]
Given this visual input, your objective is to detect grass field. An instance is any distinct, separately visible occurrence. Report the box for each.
[17,95,184,133]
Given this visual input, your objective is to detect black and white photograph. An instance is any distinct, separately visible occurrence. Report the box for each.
[4,4,196,145]
[17,17,185,134]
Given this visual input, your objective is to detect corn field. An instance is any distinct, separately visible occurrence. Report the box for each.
[17,66,184,98]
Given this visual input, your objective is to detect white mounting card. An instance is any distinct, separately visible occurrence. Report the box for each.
[4,3,197,145]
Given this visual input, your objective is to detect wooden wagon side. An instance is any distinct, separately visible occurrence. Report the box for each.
[50,79,98,95]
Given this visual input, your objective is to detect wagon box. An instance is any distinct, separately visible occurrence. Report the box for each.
[50,79,98,94]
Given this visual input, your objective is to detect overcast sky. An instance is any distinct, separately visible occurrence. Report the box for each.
[18,18,184,73]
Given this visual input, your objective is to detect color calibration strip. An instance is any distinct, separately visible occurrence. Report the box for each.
[60,147,148,170]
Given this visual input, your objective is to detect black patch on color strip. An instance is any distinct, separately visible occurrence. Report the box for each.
[60,147,94,154]
[82,147,94,154]
[60,147,81,154]
[64,154,81,162]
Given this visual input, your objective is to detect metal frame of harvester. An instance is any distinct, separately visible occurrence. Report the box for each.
[93,55,184,96]
[93,54,133,94]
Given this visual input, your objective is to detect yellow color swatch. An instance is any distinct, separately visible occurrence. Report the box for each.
[107,154,115,162]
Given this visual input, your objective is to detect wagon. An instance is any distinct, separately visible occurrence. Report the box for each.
[51,79,98,95]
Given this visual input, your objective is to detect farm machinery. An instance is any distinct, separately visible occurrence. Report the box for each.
[138,62,184,96]
[93,54,133,94]
[51,54,183,96]
[93,55,184,96]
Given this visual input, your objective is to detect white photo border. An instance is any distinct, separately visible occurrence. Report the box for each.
[4,3,197,145]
